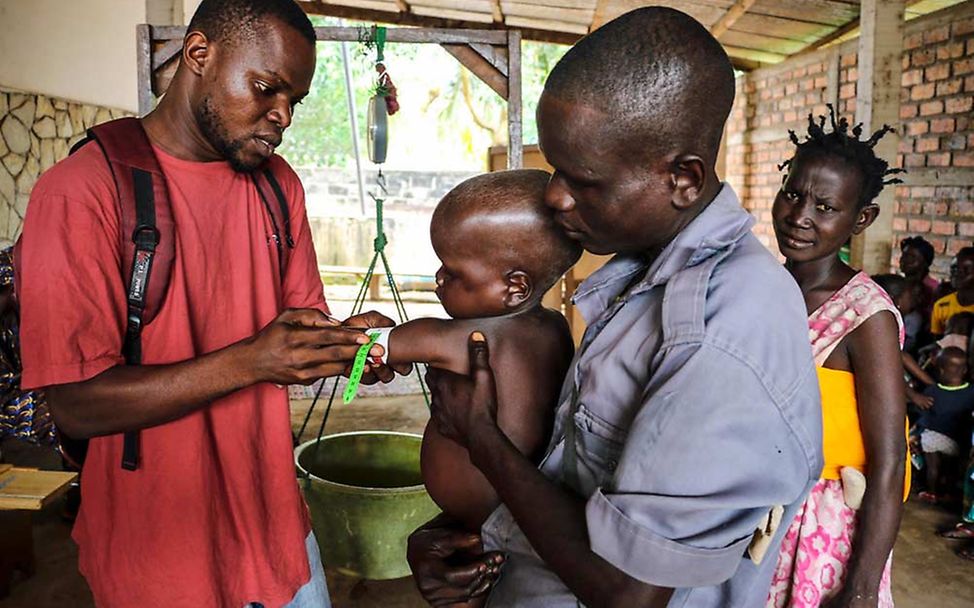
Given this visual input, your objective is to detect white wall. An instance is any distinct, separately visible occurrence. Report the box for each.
[0,0,148,112]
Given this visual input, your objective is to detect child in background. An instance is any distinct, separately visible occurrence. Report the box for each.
[916,312,974,382]
[873,274,935,419]
[936,312,973,353]
[873,273,923,352]
[372,170,580,541]
[918,346,974,504]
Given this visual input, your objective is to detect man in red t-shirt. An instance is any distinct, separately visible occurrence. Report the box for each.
[16,1,402,606]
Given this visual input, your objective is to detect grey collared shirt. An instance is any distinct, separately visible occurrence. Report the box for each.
[482,185,823,607]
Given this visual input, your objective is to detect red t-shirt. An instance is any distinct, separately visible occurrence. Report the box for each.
[17,142,327,607]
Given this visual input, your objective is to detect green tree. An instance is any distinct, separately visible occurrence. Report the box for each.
[279,18,568,170]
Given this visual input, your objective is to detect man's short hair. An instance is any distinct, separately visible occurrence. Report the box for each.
[188,0,315,47]
[543,7,735,163]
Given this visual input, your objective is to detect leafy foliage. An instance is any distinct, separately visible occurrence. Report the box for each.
[278,17,567,170]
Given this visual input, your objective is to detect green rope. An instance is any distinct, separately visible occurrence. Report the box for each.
[375,26,386,64]
[296,30,435,451]
[374,197,387,252]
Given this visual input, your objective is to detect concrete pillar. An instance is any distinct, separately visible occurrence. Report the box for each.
[850,0,905,273]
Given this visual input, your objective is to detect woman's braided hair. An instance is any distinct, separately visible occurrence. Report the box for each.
[779,104,905,208]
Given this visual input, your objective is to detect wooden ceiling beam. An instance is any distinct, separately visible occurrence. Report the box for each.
[710,0,757,40]
[589,0,611,32]
[491,0,504,23]
[794,0,926,56]
[441,43,509,97]
[393,0,411,13]
[299,0,582,44]
[721,45,789,64]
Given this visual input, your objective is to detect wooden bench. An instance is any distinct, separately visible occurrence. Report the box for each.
[0,463,77,598]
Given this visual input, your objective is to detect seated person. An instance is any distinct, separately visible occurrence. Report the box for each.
[873,273,933,416]
[917,312,974,377]
[373,169,580,531]
[873,273,922,352]
[919,346,974,504]
[937,312,973,352]
[931,247,974,336]
[0,246,56,447]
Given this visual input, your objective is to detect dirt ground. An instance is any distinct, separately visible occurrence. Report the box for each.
[2,393,973,607]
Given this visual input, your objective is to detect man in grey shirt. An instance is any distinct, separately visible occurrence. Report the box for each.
[409,7,823,607]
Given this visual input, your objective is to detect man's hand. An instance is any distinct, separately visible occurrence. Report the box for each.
[407,517,504,607]
[245,308,380,385]
[342,311,412,383]
[424,332,499,449]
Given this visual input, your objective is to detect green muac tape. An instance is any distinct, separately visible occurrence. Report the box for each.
[343,332,381,404]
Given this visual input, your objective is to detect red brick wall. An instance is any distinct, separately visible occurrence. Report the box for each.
[726,45,858,253]
[894,10,974,277]
[726,2,974,278]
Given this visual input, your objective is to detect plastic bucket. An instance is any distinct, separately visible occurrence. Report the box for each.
[295,432,440,579]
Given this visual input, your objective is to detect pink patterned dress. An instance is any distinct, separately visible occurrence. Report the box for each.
[767,272,904,608]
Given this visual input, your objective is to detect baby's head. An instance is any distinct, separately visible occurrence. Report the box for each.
[430,170,582,319]
[937,346,968,387]
[772,105,904,264]
[872,273,916,315]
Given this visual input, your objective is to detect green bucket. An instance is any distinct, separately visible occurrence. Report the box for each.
[295,432,440,580]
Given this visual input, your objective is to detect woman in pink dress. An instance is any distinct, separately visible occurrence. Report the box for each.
[766,107,909,608]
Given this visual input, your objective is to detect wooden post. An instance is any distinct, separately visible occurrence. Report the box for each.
[137,24,154,116]
[850,0,904,273]
[507,30,522,169]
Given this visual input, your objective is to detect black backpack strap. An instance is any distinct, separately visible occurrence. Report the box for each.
[252,167,294,279]
[118,168,158,470]
[85,117,175,472]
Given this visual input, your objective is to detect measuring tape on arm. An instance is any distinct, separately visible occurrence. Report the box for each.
[341,328,392,404]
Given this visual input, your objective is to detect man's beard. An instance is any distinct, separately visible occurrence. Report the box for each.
[196,96,258,173]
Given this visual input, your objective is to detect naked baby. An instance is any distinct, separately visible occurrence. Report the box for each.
[371,169,580,534]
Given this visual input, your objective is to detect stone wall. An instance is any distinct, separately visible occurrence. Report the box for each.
[298,167,476,273]
[726,2,974,278]
[0,86,129,246]
[296,167,477,217]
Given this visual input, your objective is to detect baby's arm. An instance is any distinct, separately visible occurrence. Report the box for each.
[902,351,934,386]
[383,317,499,375]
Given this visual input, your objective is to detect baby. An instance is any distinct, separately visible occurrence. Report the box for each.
[373,169,580,531]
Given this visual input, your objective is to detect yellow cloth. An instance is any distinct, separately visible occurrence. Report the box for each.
[930,292,974,335]
[817,366,911,501]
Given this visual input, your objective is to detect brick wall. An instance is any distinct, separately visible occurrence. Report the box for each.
[893,9,974,277]
[726,2,974,279]
[726,43,859,252]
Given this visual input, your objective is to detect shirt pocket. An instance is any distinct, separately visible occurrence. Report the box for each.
[572,403,626,489]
